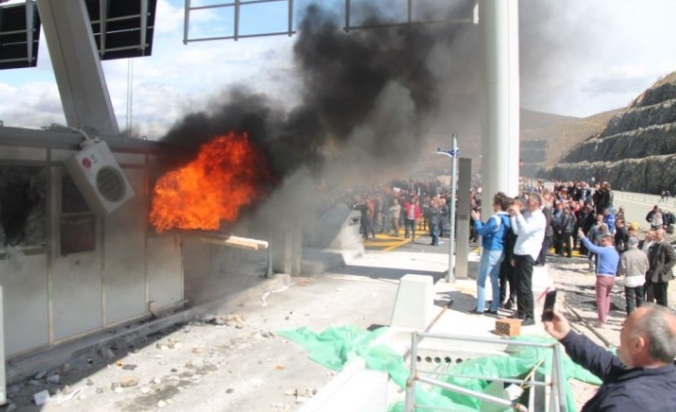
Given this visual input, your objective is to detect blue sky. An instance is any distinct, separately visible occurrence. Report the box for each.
[1,0,675,138]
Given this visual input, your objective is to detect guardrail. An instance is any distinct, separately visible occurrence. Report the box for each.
[404,332,567,412]
[613,191,676,210]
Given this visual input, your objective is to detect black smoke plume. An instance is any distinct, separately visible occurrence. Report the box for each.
[162,2,476,182]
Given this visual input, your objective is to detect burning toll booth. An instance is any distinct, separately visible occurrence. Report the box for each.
[0,124,364,373]
[0,125,185,359]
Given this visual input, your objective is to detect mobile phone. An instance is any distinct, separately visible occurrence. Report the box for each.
[541,290,557,322]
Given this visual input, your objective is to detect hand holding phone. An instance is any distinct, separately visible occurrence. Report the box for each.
[541,290,557,322]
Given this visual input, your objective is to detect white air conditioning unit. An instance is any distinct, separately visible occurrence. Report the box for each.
[64,139,135,216]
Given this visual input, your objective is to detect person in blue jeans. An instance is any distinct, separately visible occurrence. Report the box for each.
[468,192,512,315]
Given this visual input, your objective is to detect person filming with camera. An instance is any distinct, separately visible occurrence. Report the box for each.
[543,305,676,412]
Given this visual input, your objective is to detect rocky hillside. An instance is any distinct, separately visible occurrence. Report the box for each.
[542,73,676,193]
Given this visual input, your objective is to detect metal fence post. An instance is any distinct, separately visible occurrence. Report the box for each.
[405,332,419,412]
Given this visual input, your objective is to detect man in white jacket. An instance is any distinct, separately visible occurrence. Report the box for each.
[507,193,547,326]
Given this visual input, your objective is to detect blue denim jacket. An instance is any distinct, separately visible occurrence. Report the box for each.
[473,212,510,251]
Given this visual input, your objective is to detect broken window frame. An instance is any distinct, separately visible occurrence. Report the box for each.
[0,161,48,256]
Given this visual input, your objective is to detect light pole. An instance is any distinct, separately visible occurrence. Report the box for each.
[437,133,459,282]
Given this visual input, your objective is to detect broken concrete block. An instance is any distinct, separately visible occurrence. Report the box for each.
[120,377,139,388]
[46,374,61,384]
[33,390,50,406]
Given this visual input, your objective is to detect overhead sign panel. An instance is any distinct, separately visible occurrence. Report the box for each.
[84,0,157,60]
[0,1,41,70]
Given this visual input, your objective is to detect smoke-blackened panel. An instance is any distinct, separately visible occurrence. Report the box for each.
[0,165,47,248]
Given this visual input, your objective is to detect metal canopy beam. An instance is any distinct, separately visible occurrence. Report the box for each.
[183,0,294,44]
[36,0,120,136]
[344,0,476,32]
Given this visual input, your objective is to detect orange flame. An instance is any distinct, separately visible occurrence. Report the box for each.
[150,132,268,233]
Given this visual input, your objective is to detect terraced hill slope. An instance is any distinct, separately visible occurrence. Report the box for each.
[542,73,676,193]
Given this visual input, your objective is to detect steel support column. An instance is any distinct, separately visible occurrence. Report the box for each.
[479,0,520,198]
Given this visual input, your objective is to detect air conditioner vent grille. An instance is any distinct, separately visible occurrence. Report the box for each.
[96,166,126,202]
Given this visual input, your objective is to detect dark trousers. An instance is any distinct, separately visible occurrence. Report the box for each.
[625,285,645,315]
[653,282,669,307]
[557,232,574,257]
[404,219,416,239]
[514,254,535,320]
[536,236,550,265]
[430,224,440,246]
[646,279,655,303]
[499,257,517,304]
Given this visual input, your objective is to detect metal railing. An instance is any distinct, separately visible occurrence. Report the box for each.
[404,332,568,412]
[614,190,676,211]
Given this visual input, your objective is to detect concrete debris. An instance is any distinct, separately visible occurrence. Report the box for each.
[46,374,61,384]
[56,387,81,404]
[120,376,139,388]
[34,371,47,380]
[114,387,124,394]
[158,400,167,407]
[140,387,151,394]
[86,378,95,386]
[225,388,235,394]
[33,389,50,406]
[259,330,275,338]
[98,347,115,360]
[6,403,17,412]
[28,379,41,387]
[295,396,307,404]
[121,364,137,371]
[249,378,264,387]
[152,378,162,385]
[226,314,245,323]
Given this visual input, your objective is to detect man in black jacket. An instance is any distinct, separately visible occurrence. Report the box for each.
[545,304,676,412]
[646,228,676,306]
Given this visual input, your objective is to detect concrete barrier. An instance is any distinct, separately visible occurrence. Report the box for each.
[297,358,389,412]
[390,274,434,330]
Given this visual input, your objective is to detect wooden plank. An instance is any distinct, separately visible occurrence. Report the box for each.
[197,235,269,250]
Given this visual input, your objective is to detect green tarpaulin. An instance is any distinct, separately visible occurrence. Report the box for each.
[278,326,602,412]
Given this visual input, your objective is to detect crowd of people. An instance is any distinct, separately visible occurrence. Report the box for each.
[347,178,676,411]
[350,179,458,245]
[468,180,676,327]
[467,180,676,411]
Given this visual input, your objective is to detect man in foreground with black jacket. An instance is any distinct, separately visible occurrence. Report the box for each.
[544,304,676,412]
